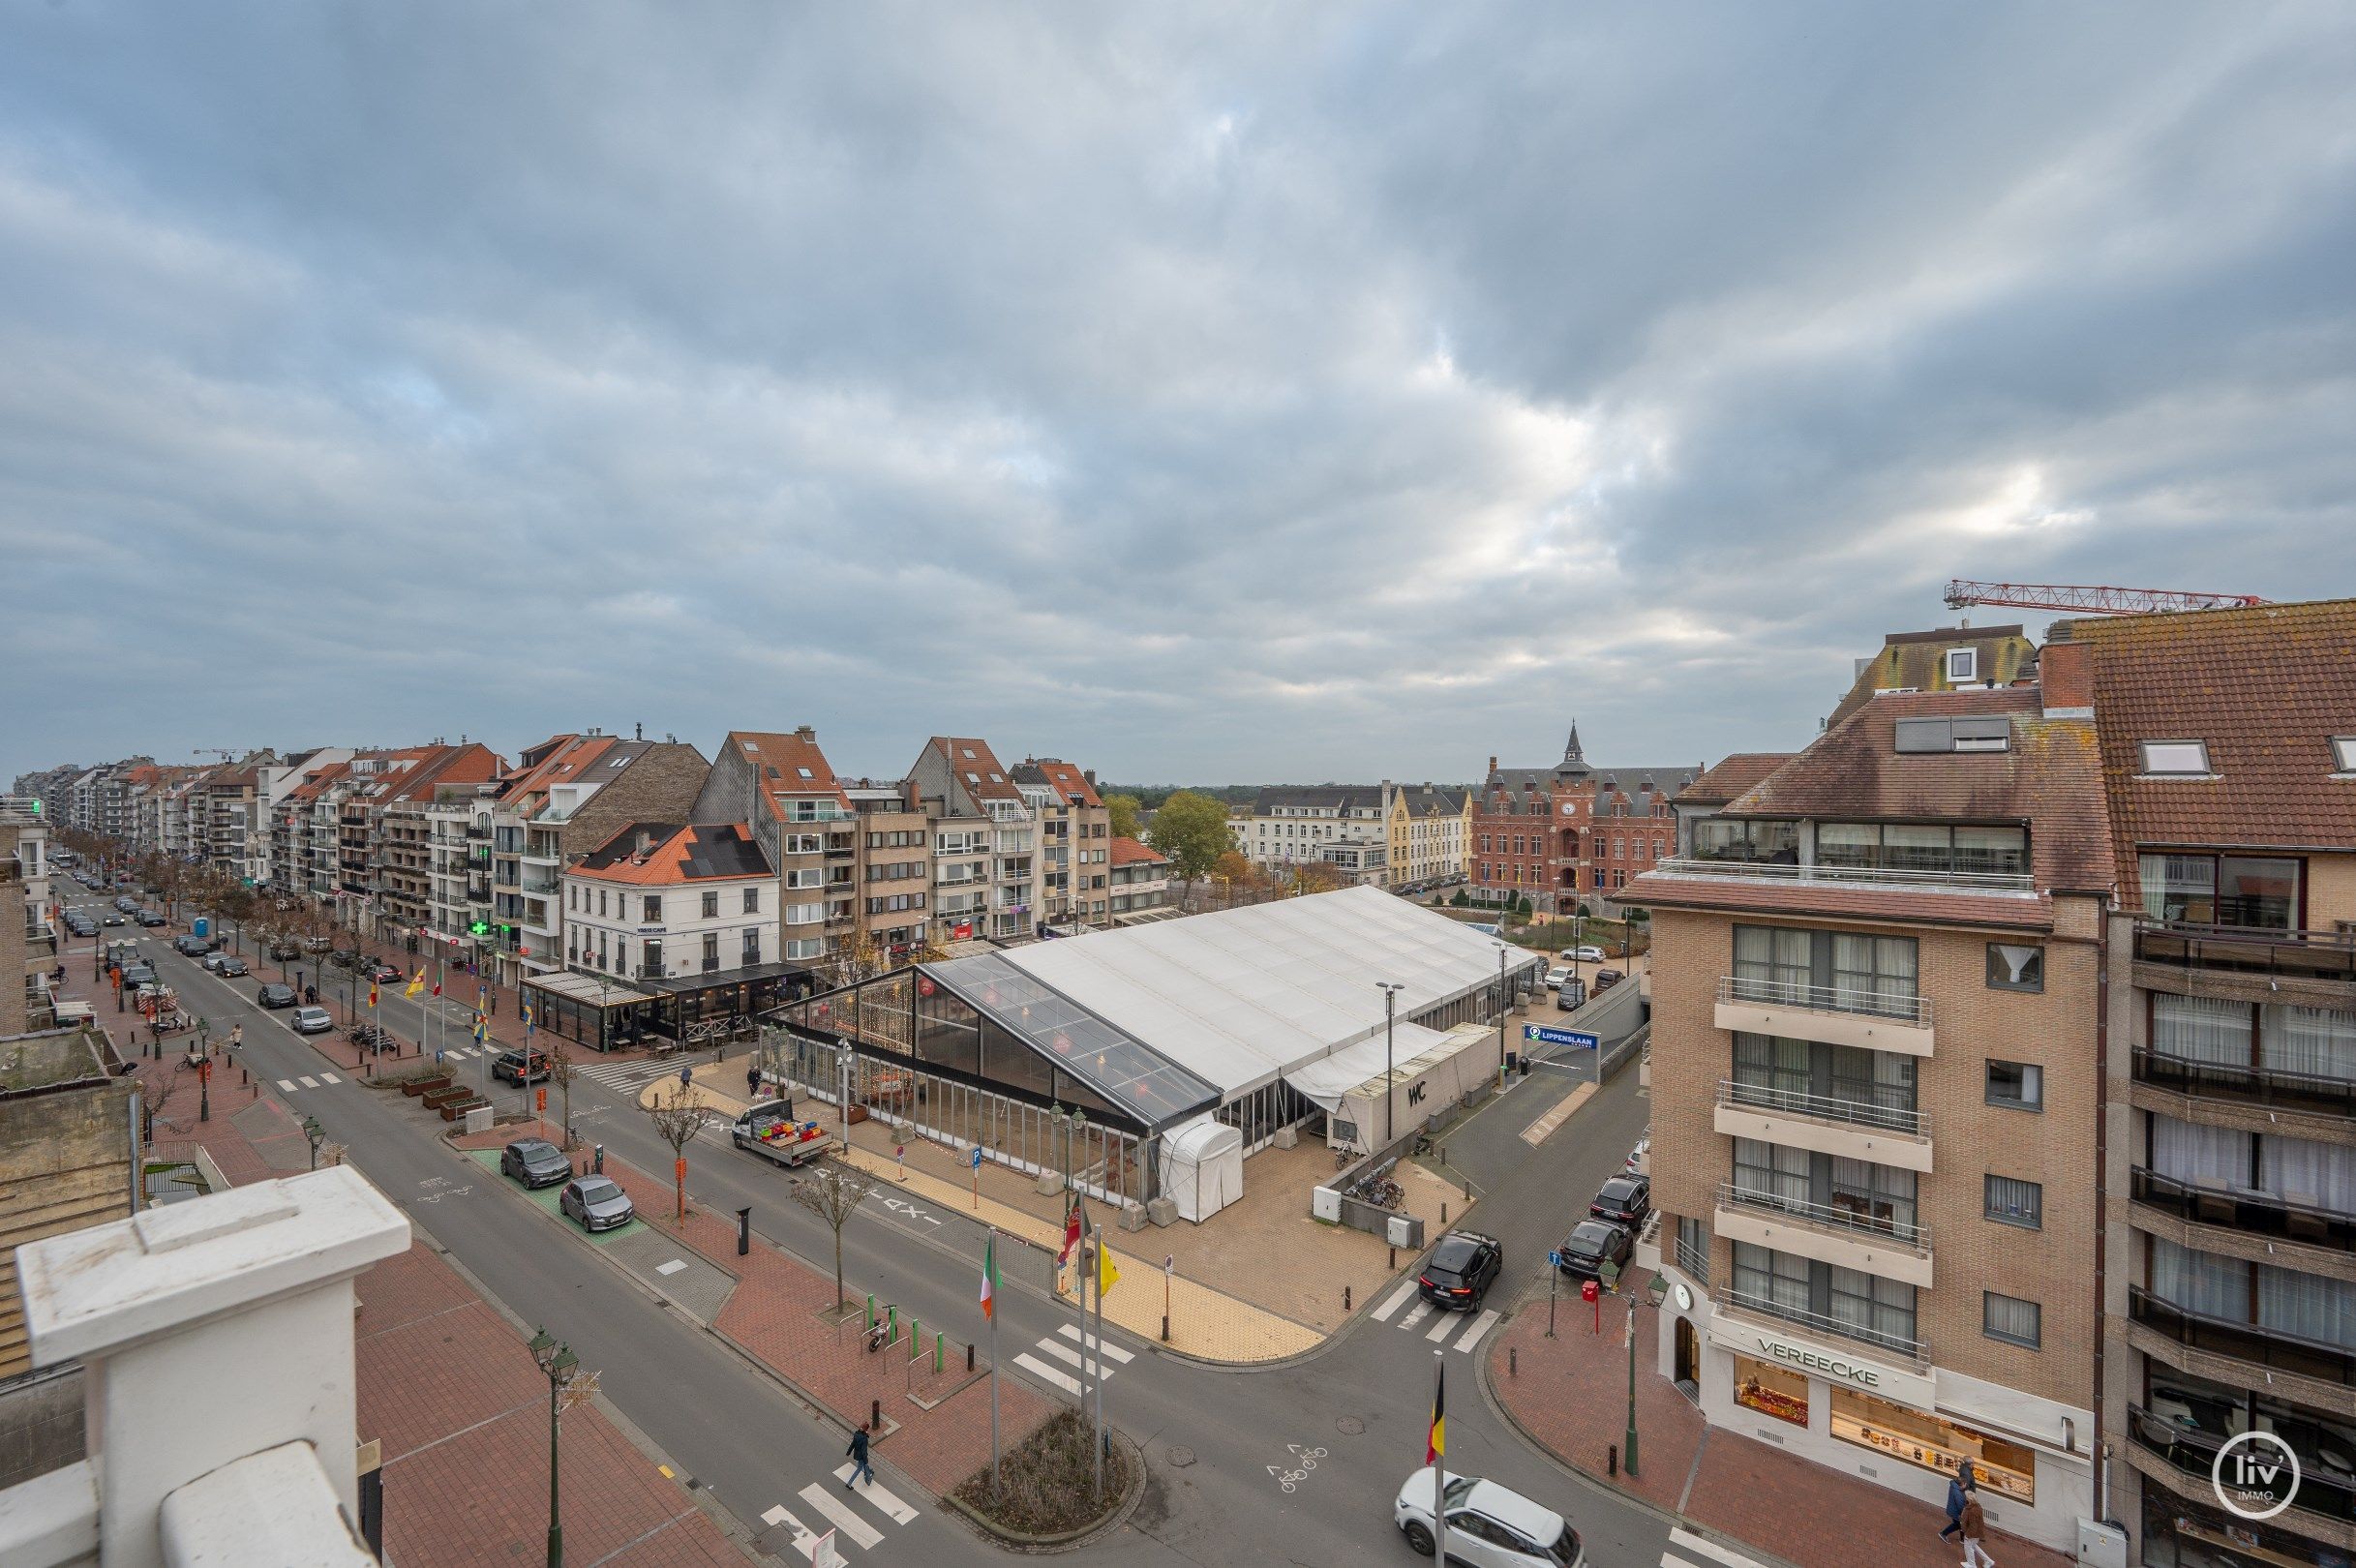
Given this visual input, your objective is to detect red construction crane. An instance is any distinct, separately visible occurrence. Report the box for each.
[1944,580,2266,617]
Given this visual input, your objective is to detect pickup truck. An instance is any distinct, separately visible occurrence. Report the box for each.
[732,1101,838,1169]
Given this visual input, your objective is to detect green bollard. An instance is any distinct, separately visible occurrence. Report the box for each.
[910,1317,921,1359]
[934,1333,944,1372]
[889,1305,898,1341]
[866,1293,876,1330]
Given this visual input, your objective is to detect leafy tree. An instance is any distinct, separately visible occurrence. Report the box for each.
[1210,850,1255,887]
[1292,861,1345,895]
[1144,790,1232,884]
[1102,794,1144,841]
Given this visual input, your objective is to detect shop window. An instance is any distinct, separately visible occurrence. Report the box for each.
[1986,944,2043,992]
[1734,1355,1808,1428]
[1829,1386,2036,1503]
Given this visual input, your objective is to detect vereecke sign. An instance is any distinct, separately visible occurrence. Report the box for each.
[1707,1317,1937,1409]
[1756,1337,1882,1390]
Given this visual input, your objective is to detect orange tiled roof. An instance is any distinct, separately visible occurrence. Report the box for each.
[2060,597,2356,905]
[572,822,772,885]
[1110,835,1165,868]
[1027,759,1101,809]
[727,732,851,818]
[931,737,1023,806]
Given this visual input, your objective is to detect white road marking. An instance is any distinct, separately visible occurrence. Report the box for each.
[1052,1323,1133,1361]
[798,1484,884,1551]
[1371,1281,1418,1322]
[1012,1353,1085,1397]
[276,1078,296,1092]
[297,1076,318,1089]
[758,1503,813,1549]
[830,1464,917,1523]
[319,1072,341,1085]
[1398,1301,1433,1331]
[1454,1309,1500,1352]
[1424,1311,1457,1342]
[1663,1555,1705,1568]
[1670,1527,1770,1568]
[655,1259,687,1277]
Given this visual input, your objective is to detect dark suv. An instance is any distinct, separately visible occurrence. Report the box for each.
[500,1138,570,1190]
[493,1048,551,1085]
[257,982,297,1009]
[1589,1174,1651,1229]
[1555,1220,1634,1284]
[1417,1230,1503,1312]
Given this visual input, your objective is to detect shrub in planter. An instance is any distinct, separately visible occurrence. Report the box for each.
[402,1075,453,1098]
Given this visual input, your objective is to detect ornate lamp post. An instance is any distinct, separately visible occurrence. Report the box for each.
[196,1017,211,1122]
[528,1328,582,1568]
[303,1115,325,1171]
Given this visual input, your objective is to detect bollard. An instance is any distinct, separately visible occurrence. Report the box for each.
[1344,1284,1351,1312]
[1608,1443,1618,1476]
[593,1144,605,1175]
[866,1294,876,1330]
[889,1306,898,1340]
[934,1333,944,1372]
[1510,1346,1518,1377]
[910,1317,921,1358]
[736,1206,751,1257]
[966,1342,976,1372]
[241,1068,249,1086]
[1389,1246,1397,1269]
[1161,1314,1170,1342]
[1441,1202,1448,1223]
[1439,1145,1446,1167]
[871,1399,882,1432]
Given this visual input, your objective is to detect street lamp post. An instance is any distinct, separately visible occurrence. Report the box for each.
[529,1329,577,1568]
[302,1116,324,1170]
[196,1018,211,1122]
[1494,943,1509,1085]
[1376,982,1403,1142]
[1625,1295,1642,1476]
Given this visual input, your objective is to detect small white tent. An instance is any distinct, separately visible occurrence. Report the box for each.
[1160,1118,1244,1222]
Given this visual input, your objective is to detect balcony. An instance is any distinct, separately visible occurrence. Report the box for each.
[2129,1285,2356,1391]
[1714,1081,1933,1173]
[520,875,557,896]
[2132,1045,2356,1121]
[783,804,857,824]
[464,825,491,841]
[1714,1183,1933,1287]
[1654,855,2035,894]
[2126,1404,2356,1541]
[466,879,493,902]
[1718,1286,1929,1367]
[2136,920,2356,987]
[2130,1167,2356,1260]
[827,835,856,859]
[1714,976,1934,1056]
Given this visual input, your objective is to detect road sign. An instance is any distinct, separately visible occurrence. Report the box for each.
[1548,1250,1562,1269]
[1522,1024,1599,1050]
[970,1146,983,1170]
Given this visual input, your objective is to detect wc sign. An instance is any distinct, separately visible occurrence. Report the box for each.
[2211,1430,2300,1521]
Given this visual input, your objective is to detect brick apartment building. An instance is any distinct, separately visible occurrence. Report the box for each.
[1637,658,2114,1552]
[1471,727,1699,913]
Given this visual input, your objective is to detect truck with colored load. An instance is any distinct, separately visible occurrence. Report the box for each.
[731,1100,838,1169]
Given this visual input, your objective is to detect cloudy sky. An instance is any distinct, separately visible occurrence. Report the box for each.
[6,4,2352,790]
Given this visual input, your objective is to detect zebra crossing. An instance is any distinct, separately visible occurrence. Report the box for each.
[1368,1280,1500,1352]
[758,1464,919,1559]
[577,1057,686,1095]
[272,1071,343,1095]
[1662,1525,1770,1568]
[1012,1321,1133,1399]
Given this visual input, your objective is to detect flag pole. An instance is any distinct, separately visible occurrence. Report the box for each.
[1431,1350,1446,1568]
[1086,1202,1102,1500]
[987,1236,1002,1496]
[1094,1221,1108,1500]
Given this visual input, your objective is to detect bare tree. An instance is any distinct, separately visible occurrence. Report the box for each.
[547,1040,581,1151]
[139,1066,182,1142]
[644,1082,713,1222]
[792,1162,876,1312]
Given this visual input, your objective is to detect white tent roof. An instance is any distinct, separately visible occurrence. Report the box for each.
[982,886,1543,1100]
[1282,1021,1455,1110]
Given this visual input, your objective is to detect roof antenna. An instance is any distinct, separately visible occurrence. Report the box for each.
[635,721,644,741]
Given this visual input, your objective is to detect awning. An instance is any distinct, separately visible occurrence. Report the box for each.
[520,970,650,1010]
[1283,1022,1455,1110]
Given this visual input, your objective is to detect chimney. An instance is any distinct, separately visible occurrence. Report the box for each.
[2039,640,2094,716]
[1488,756,1497,774]
[634,829,654,857]
[795,726,816,741]
[1083,769,1097,787]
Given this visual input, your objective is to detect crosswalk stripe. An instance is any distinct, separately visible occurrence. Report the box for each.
[319,1072,341,1085]
[1425,1311,1457,1341]
[1032,1337,1121,1379]
[1663,1555,1705,1568]
[830,1464,917,1523]
[1398,1301,1433,1331]
[1053,1323,1133,1362]
[1454,1309,1500,1352]
[297,1075,318,1089]
[276,1078,295,1092]
[759,1503,817,1553]
[1670,1527,1768,1568]
[1012,1352,1086,1397]
[797,1484,884,1552]
[1371,1281,1418,1322]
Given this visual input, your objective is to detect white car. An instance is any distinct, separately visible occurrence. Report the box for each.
[1560,946,1606,963]
[1394,1470,1582,1565]
[1544,967,1574,991]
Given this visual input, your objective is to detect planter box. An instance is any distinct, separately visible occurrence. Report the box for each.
[421,1086,474,1109]
[401,1076,453,1098]
[438,1097,490,1122]
[847,1104,869,1126]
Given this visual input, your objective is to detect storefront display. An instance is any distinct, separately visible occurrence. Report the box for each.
[1829,1386,2036,1503]
[1734,1355,1809,1428]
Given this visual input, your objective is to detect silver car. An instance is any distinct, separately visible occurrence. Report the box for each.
[559,1175,634,1232]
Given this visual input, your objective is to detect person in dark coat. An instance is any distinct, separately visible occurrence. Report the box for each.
[1939,1462,1975,1542]
[747,1062,763,1100]
[1959,1493,1994,1567]
[845,1422,874,1489]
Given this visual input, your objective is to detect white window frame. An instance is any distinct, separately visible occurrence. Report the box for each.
[2138,740,2212,776]
[1946,648,1978,682]
[2334,737,2356,773]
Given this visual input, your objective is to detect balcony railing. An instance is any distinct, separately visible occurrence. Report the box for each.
[466,881,494,902]
[2127,1403,2356,1526]
[2129,1285,2356,1389]
[1718,974,1932,1028]
[1721,1287,1928,1365]
[1718,1079,1927,1138]
[2130,1167,2356,1252]
[2135,920,2356,985]
[1717,1182,1929,1250]
[2132,1045,2356,1120]
[1655,856,2035,893]
[463,825,492,841]
[1674,1233,1710,1287]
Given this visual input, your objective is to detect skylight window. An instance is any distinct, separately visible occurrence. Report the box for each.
[2139,740,2212,776]
[2334,737,2356,773]
[1946,648,1978,682]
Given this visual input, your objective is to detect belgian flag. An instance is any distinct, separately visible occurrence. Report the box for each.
[1426,1362,1445,1465]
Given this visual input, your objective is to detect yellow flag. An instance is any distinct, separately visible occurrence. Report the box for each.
[405,969,425,998]
[1097,1242,1120,1298]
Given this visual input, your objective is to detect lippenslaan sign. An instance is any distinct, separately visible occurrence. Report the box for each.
[1707,1318,1937,1409]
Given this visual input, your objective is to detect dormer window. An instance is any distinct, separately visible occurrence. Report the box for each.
[1946,648,1978,683]
[1895,716,2009,754]
[2334,737,2356,773]
[2138,740,2212,776]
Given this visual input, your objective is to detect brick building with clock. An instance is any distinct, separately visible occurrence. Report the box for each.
[1469,726,1701,914]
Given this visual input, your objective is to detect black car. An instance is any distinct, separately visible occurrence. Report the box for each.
[102,913,125,927]
[136,911,166,927]
[1555,1220,1634,1284]
[367,961,404,985]
[257,981,297,1009]
[267,940,303,961]
[172,935,214,957]
[1418,1230,1503,1312]
[120,963,158,988]
[1589,1175,1651,1229]
[493,1048,551,1085]
[500,1138,571,1190]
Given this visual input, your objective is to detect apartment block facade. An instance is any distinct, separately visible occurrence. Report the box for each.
[1387,782,1473,887]
[695,730,858,965]
[1231,784,1391,881]
[1014,758,1109,929]
[907,737,1036,944]
[1637,673,2114,1553]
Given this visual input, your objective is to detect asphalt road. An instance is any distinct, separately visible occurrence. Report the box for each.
[80,905,1680,1568]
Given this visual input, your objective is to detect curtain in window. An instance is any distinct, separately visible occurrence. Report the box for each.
[2138,854,2216,922]
[1954,827,2028,877]
[2151,1116,2252,1189]
[1732,1242,1809,1312]
[1816,824,1879,868]
[2262,1006,2356,1082]
[2150,1238,2249,1321]
[1984,1293,2040,1346]
[2153,993,2253,1067]
[1829,1265,1916,1346]
[1834,934,1917,1015]
[2260,1133,2356,1213]
[1831,1155,1915,1233]
[2258,1265,2356,1350]
[1732,1034,1810,1101]
[1882,825,1949,874]
[1734,1138,1809,1208]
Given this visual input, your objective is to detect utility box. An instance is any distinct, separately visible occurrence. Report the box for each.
[2075,1519,2127,1568]
[1311,1187,1343,1224]
[463,1105,493,1135]
[1386,1214,1424,1250]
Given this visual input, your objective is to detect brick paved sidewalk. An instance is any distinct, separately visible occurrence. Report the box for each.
[1485,1301,2070,1568]
[451,1126,1060,1499]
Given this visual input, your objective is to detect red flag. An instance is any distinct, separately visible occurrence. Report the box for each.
[1056,1195,1082,1265]
[432,980,441,996]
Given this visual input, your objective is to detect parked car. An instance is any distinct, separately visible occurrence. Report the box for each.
[172,935,213,957]
[1590,968,1624,994]
[559,1176,635,1232]
[1553,980,1586,1010]
[1417,1230,1503,1312]
[114,895,138,913]
[493,1048,551,1085]
[1394,1470,1584,1566]
[290,1006,335,1035]
[1544,966,1573,991]
[268,940,303,960]
[257,982,297,1009]
[212,954,250,978]
[1555,1219,1634,1283]
[327,949,361,970]
[1589,1174,1651,1229]
[136,910,166,927]
[1560,946,1605,963]
[500,1138,570,1190]
[120,963,158,988]
[1624,1136,1650,1176]
[367,961,404,984]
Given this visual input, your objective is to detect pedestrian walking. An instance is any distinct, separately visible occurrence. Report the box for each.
[679,1063,693,1092]
[747,1061,762,1100]
[844,1422,874,1489]
[894,1142,906,1181]
[1959,1493,1995,1568]
[1939,1462,1975,1543]
[229,1024,243,1051]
